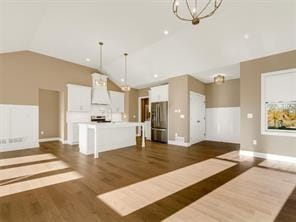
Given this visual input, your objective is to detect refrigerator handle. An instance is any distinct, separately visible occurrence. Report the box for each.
[158,104,160,126]
[156,103,159,126]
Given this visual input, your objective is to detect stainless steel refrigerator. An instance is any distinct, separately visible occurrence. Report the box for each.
[151,102,168,143]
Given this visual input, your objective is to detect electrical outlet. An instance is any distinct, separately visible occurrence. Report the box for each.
[40,131,44,135]
[253,140,257,145]
[247,113,253,119]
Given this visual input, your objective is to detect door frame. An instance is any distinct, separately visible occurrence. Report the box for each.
[138,96,149,123]
[189,91,206,145]
[138,96,149,135]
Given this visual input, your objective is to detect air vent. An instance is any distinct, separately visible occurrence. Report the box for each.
[8,137,25,144]
[0,139,7,144]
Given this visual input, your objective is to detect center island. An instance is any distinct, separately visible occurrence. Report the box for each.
[79,122,145,158]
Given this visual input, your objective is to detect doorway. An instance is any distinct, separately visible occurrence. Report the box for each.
[190,91,206,145]
[140,98,149,122]
[38,89,62,142]
[138,96,150,137]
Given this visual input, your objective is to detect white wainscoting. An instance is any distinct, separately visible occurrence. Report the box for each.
[206,107,240,144]
[0,104,39,152]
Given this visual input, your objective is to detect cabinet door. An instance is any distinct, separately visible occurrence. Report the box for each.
[109,91,124,113]
[68,85,91,112]
[150,85,168,102]
[150,87,160,102]
[158,85,168,101]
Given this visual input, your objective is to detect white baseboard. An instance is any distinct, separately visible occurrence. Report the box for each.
[240,150,296,163]
[39,138,69,144]
[61,139,68,144]
[39,137,60,142]
[168,140,191,147]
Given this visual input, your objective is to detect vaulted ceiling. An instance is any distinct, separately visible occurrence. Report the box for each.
[1,0,295,88]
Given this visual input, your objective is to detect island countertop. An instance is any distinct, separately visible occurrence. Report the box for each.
[79,122,145,158]
[78,122,144,128]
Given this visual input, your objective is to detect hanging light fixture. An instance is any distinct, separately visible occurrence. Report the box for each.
[214,74,225,84]
[121,53,131,92]
[172,0,223,25]
[94,42,107,87]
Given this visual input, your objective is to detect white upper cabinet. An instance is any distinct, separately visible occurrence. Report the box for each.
[150,85,168,102]
[109,91,125,113]
[67,84,91,112]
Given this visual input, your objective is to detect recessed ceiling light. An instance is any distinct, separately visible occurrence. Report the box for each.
[164,30,169,35]
[244,34,249,40]
[154,74,158,78]
[121,78,125,82]
[85,58,90,62]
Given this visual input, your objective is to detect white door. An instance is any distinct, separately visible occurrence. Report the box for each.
[190,92,206,145]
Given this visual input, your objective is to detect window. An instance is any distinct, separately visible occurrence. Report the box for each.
[261,69,296,137]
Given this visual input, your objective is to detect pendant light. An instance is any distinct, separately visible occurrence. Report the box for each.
[121,53,131,92]
[94,42,106,87]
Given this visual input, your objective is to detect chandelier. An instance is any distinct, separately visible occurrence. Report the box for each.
[214,74,225,84]
[172,0,223,25]
[121,53,131,92]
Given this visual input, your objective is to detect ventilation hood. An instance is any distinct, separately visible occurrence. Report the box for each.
[91,73,110,105]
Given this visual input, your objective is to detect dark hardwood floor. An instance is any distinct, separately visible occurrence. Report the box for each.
[0,140,295,222]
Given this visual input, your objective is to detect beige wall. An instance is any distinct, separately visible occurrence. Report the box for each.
[206,79,240,108]
[123,88,150,122]
[240,50,296,157]
[138,88,149,97]
[168,75,206,143]
[125,89,139,122]
[188,75,206,95]
[169,75,189,142]
[39,89,60,139]
[0,51,122,140]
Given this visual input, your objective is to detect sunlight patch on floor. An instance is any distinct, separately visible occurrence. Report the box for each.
[163,167,296,222]
[217,151,254,162]
[0,153,56,167]
[259,159,296,173]
[0,160,69,182]
[0,153,82,198]
[98,159,236,216]
[0,171,82,198]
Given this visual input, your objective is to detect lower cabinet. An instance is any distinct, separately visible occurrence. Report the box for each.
[144,121,151,140]
[67,122,79,145]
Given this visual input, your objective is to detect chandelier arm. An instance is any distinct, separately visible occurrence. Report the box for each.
[125,55,127,85]
[100,44,102,71]
[197,0,212,17]
[174,11,194,22]
[199,0,223,19]
[172,0,177,13]
[185,0,195,19]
